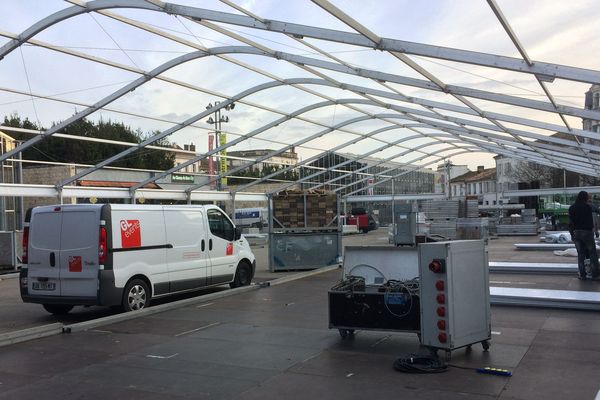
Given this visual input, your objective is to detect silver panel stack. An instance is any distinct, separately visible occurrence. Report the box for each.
[457,218,488,240]
[496,208,538,236]
[421,200,484,239]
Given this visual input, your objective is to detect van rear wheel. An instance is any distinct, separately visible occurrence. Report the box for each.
[122,279,150,312]
[230,262,252,288]
[42,304,74,315]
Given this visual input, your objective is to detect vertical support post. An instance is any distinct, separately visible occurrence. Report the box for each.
[336,193,342,264]
[268,194,274,272]
[0,157,5,231]
[16,148,23,230]
[391,179,395,228]
[303,192,307,228]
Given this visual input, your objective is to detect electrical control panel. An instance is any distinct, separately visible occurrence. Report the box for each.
[418,240,490,350]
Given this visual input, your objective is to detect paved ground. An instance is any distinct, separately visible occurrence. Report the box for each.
[0,231,584,335]
[1,267,600,399]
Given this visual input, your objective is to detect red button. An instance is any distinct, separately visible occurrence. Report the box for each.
[436,294,445,304]
[429,260,443,273]
[435,280,445,291]
[438,333,447,343]
[437,320,446,330]
[436,306,445,317]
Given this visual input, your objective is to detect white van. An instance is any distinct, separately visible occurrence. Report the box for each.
[19,204,256,314]
[232,207,267,228]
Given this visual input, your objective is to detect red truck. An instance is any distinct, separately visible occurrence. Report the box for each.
[345,208,378,233]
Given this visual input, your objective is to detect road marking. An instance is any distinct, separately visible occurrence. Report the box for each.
[195,302,214,308]
[492,331,501,335]
[371,335,391,347]
[90,329,113,334]
[146,353,178,359]
[174,322,220,337]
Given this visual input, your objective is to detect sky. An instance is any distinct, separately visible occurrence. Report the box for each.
[0,0,599,172]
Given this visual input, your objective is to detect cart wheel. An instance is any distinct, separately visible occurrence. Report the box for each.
[445,350,451,362]
[466,344,472,352]
[481,340,490,351]
[339,329,355,339]
[427,347,438,357]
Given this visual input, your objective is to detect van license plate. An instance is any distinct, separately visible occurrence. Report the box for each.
[33,282,56,291]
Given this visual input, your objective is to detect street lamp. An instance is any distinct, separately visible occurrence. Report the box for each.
[206,101,235,191]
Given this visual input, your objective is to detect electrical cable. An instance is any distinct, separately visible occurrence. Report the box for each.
[382,278,419,319]
[393,354,448,374]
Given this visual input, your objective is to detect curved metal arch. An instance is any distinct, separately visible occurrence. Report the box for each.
[183,113,429,194]
[274,136,465,193]
[132,98,420,192]
[404,116,598,172]
[4,0,600,85]
[8,26,600,147]
[1,41,593,184]
[3,40,596,175]
[231,123,432,194]
[312,142,480,194]
[339,148,480,197]
[0,0,162,59]
[4,7,600,122]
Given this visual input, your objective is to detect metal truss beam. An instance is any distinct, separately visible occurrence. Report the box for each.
[503,186,600,197]
[230,124,431,194]
[4,2,600,122]
[345,193,444,202]
[0,183,266,201]
[269,136,466,194]
[3,37,598,178]
[2,1,599,85]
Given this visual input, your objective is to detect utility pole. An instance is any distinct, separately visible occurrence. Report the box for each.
[206,101,235,192]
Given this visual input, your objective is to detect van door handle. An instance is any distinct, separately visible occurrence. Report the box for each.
[49,252,55,267]
[201,239,205,252]
[209,239,213,251]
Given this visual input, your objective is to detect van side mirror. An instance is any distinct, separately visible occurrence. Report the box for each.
[234,227,242,241]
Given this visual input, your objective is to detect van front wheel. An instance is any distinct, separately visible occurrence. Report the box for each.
[42,304,74,315]
[230,262,252,288]
[122,279,150,312]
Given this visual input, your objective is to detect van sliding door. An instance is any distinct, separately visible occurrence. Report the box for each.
[164,209,209,292]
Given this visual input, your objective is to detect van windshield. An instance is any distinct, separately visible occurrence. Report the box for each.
[208,209,234,241]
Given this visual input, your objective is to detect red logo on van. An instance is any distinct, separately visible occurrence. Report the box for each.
[68,256,82,272]
[120,220,141,248]
[226,243,233,256]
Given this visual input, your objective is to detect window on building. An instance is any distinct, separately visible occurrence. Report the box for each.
[478,182,482,193]
[594,93,600,109]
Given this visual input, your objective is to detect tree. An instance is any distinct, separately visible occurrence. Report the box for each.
[2,114,175,170]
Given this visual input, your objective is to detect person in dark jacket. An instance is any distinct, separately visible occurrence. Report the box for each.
[568,191,600,280]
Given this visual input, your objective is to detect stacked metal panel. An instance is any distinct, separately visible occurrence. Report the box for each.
[521,209,537,224]
[421,200,484,239]
[457,218,488,240]
[496,224,538,235]
[430,220,457,239]
[420,200,460,219]
[466,200,479,218]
